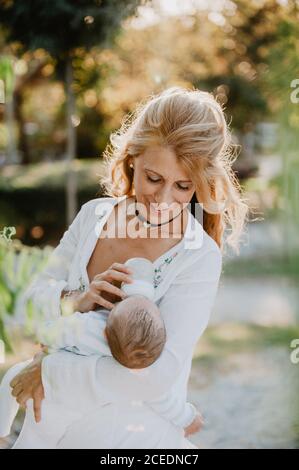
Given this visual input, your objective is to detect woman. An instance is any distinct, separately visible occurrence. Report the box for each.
[10,86,248,448]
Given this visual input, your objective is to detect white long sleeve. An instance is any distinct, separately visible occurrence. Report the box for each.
[21,202,88,322]
[147,391,198,428]
[37,312,197,427]
[36,312,111,356]
[42,248,222,421]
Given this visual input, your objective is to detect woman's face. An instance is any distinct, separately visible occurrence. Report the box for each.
[131,145,195,224]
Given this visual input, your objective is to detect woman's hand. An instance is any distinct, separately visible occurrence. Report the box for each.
[184,411,205,437]
[9,351,46,423]
[75,262,133,313]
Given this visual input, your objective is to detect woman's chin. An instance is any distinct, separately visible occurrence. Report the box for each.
[137,200,181,225]
[148,207,171,225]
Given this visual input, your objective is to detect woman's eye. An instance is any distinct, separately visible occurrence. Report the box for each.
[146,175,191,190]
[147,175,161,183]
[177,184,191,191]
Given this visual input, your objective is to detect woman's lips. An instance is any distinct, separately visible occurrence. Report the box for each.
[141,201,179,220]
[150,208,170,219]
[149,202,171,213]
[152,206,169,213]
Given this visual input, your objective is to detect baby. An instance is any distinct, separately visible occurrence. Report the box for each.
[0,259,198,448]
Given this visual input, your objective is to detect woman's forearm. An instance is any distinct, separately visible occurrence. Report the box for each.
[41,350,176,404]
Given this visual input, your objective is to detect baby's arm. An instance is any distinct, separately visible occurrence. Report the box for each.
[36,312,110,357]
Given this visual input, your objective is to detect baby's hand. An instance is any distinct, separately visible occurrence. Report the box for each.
[184,411,205,437]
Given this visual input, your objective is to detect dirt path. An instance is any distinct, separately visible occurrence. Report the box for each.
[186,275,299,449]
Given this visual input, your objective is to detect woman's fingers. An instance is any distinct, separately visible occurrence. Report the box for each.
[87,263,134,311]
[92,294,115,310]
[34,403,41,423]
[10,375,21,388]
[110,263,133,274]
[16,391,31,407]
[96,269,133,286]
[184,412,205,437]
[107,269,134,284]
[92,280,129,300]
[33,390,44,423]
[103,269,133,284]
[11,383,23,397]
[93,263,133,281]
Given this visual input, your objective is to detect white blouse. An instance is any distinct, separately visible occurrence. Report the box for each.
[24,195,222,431]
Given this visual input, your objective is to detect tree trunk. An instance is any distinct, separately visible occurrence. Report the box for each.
[14,89,30,165]
[65,57,77,226]
[4,95,17,164]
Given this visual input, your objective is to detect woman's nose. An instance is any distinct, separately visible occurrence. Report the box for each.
[154,187,174,207]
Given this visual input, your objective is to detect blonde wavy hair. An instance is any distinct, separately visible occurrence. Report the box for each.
[100,86,249,255]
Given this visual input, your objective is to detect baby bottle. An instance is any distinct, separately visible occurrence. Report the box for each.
[121,257,155,301]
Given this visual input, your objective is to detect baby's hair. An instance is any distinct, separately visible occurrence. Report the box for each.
[105,303,166,369]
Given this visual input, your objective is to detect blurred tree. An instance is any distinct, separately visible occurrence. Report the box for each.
[90,0,289,132]
[0,0,146,223]
[14,56,49,165]
[0,55,16,162]
[264,1,299,261]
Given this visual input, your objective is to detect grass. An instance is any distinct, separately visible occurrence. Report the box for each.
[222,254,299,279]
[193,322,299,364]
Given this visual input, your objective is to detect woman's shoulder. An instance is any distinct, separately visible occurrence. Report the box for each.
[178,229,222,283]
[202,229,222,260]
[184,226,222,261]
[80,196,117,213]
[201,230,223,276]
[78,196,118,222]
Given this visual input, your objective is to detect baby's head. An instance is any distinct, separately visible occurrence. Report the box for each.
[104,295,166,369]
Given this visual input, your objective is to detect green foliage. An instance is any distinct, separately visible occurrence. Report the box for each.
[223,253,299,279]
[0,54,14,99]
[0,0,145,165]
[0,0,142,58]
[264,11,299,255]
[0,226,50,351]
[200,75,267,131]
[203,323,299,355]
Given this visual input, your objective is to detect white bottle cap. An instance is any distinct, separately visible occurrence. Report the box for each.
[121,257,155,301]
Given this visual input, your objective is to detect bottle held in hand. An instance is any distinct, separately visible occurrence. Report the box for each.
[121,257,155,301]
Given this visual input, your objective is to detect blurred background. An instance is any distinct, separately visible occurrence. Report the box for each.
[0,0,298,449]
